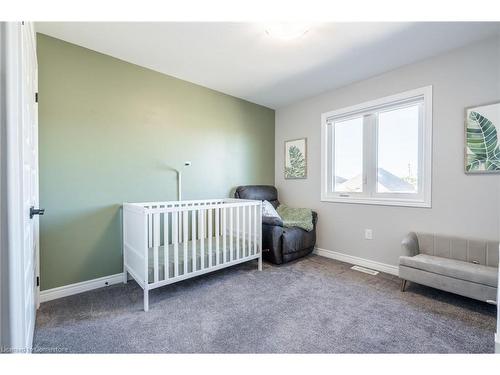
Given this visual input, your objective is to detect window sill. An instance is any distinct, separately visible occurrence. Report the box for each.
[320,196,431,208]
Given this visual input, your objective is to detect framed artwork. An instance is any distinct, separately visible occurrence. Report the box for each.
[284,138,307,179]
[465,101,500,173]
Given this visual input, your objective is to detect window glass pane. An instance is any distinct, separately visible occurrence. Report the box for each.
[377,105,419,193]
[334,117,363,192]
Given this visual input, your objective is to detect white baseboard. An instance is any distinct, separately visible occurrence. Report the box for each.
[314,247,399,276]
[40,273,124,303]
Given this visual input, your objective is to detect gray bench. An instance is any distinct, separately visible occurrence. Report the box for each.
[399,232,498,304]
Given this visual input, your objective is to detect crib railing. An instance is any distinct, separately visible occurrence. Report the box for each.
[123,198,262,311]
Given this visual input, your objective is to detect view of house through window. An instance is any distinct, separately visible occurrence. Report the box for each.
[377,104,419,193]
[334,116,363,193]
[323,86,431,207]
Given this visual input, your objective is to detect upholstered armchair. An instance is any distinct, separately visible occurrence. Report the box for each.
[234,185,318,265]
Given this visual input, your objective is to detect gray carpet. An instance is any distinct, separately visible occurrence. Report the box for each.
[33,255,497,353]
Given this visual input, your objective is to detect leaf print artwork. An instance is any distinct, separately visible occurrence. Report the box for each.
[285,138,307,179]
[465,103,500,173]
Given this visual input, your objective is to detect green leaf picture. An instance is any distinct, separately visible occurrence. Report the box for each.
[465,103,500,173]
[285,138,307,179]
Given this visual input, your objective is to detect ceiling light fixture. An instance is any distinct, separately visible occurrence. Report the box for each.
[265,23,310,40]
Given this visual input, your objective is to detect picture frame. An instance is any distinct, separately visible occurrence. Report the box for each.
[464,101,500,174]
[284,138,307,179]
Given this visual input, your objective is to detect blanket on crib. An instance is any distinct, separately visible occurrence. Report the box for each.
[276,204,313,232]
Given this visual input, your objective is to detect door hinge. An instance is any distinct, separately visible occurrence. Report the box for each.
[36,276,40,287]
[35,92,38,103]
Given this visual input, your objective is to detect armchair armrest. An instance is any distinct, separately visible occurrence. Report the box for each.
[312,211,318,226]
[401,232,419,257]
[262,216,283,227]
[261,217,284,264]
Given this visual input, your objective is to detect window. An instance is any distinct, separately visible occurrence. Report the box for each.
[321,86,432,207]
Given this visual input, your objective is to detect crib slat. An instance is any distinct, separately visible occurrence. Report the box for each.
[242,206,246,259]
[215,207,220,265]
[248,205,251,257]
[229,207,234,261]
[236,206,240,259]
[200,209,205,269]
[243,205,246,257]
[222,207,227,263]
[191,209,196,272]
[173,212,179,277]
[178,207,183,245]
[153,213,160,283]
[248,205,251,256]
[164,212,169,280]
[208,208,213,267]
[253,204,257,256]
[148,213,152,248]
[183,210,188,275]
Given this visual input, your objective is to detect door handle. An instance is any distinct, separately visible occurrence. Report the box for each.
[30,206,45,219]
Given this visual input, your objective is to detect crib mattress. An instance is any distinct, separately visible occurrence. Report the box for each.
[146,236,257,283]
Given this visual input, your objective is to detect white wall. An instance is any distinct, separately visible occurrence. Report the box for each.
[275,35,500,268]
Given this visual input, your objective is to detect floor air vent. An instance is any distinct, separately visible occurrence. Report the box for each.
[350,265,379,275]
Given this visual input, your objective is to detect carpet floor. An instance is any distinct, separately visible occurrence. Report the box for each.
[33,255,497,353]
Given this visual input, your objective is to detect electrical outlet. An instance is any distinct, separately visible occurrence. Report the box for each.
[365,229,373,240]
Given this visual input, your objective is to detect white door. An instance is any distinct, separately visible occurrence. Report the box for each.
[5,21,40,351]
[21,21,40,343]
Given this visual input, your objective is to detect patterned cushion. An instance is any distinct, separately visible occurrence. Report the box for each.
[262,200,281,219]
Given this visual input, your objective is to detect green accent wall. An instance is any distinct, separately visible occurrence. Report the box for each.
[37,34,275,290]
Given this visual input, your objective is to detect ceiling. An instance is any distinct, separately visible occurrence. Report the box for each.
[35,22,500,109]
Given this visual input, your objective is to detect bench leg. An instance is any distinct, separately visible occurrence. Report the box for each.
[144,288,149,312]
[400,279,407,292]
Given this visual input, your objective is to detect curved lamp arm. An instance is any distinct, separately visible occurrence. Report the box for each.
[176,161,191,201]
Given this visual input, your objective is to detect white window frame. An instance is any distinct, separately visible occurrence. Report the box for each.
[321,86,432,208]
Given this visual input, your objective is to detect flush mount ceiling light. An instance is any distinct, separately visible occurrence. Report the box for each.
[265,23,310,40]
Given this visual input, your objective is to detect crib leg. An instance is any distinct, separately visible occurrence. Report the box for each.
[258,254,262,271]
[143,287,149,312]
[123,270,128,284]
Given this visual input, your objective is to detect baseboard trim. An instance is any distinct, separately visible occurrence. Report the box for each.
[40,273,124,303]
[314,247,399,276]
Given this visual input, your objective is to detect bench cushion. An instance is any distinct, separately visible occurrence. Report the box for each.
[399,254,498,287]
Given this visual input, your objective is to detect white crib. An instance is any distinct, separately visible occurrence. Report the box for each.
[122,198,262,311]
